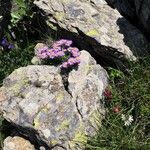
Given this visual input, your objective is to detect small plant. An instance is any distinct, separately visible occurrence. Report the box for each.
[11,0,32,26]
[0,37,14,51]
[36,39,81,68]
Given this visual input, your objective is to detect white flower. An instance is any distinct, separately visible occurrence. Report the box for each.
[128,115,134,122]
[121,114,134,126]
[0,16,3,21]
[121,114,126,121]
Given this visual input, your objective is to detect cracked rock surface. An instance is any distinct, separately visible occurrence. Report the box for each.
[34,0,149,62]
[0,51,108,150]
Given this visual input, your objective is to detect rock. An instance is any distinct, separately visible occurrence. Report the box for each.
[31,56,42,65]
[33,0,149,65]
[0,87,6,102]
[106,0,150,33]
[3,136,36,150]
[0,51,108,150]
[31,43,46,65]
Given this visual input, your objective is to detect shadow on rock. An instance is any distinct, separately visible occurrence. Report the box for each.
[117,17,150,57]
[1,119,53,150]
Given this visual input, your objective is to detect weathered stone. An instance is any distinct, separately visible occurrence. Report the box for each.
[34,0,149,64]
[3,136,36,150]
[0,51,108,150]
[0,88,6,102]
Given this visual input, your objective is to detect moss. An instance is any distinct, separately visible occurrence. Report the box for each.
[33,117,40,128]
[73,131,87,143]
[86,29,99,37]
[46,21,57,31]
[85,64,92,71]
[62,0,70,4]
[8,78,29,96]
[69,122,87,149]
[50,140,58,145]
[42,106,51,113]
[54,12,65,21]
[89,110,103,128]
[56,92,64,101]
[69,130,87,149]
[56,120,69,131]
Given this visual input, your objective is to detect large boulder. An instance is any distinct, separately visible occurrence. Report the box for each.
[0,51,108,150]
[106,0,150,33]
[33,0,149,65]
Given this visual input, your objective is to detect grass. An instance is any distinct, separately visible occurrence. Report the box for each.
[0,43,34,86]
[86,57,150,150]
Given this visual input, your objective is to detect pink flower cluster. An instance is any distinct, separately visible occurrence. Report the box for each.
[37,39,81,68]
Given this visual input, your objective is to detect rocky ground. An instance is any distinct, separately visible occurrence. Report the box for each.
[0,0,150,150]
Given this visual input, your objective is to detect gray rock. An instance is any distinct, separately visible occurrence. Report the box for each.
[3,136,36,150]
[33,0,149,64]
[0,51,108,150]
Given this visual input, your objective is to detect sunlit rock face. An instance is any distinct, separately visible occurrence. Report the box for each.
[0,51,108,150]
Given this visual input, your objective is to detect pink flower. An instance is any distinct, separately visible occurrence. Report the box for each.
[74,57,80,63]
[113,106,121,113]
[47,51,56,59]
[62,48,67,52]
[38,46,48,53]
[38,53,48,59]
[65,40,73,46]
[35,39,81,68]
[103,88,112,99]
[72,51,80,57]
[68,47,79,52]
[52,39,72,47]
[67,57,75,65]
[57,51,65,57]
[61,62,68,68]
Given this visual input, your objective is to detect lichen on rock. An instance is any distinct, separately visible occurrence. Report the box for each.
[0,51,108,149]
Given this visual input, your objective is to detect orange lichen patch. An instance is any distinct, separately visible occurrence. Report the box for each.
[0,88,7,102]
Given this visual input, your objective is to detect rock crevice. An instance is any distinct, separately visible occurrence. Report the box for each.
[0,50,108,150]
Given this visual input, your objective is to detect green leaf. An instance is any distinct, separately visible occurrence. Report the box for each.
[15,0,26,8]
